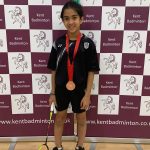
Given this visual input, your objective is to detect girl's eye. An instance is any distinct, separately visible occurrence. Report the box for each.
[63,17,69,21]
[73,16,77,20]
[63,15,79,21]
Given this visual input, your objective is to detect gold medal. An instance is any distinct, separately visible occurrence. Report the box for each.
[66,81,76,91]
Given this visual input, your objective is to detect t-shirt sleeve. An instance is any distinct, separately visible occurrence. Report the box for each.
[86,40,100,72]
[47,42,57,70]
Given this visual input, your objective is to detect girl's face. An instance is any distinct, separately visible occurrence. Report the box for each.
[62,8,83,36]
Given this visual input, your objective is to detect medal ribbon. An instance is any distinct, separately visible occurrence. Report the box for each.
[66,33,81,81]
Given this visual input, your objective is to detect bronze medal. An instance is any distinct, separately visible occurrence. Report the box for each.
[66,81,76,91]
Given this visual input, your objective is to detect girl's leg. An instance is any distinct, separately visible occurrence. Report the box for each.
[76,111,87,147]
[54,109,68,148]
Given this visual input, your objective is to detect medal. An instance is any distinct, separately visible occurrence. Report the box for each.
[65,32,81,91]
[66,81,76,91]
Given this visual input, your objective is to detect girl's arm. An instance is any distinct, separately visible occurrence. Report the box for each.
[49,70,56,106]
[80,71,94,110]
[85,71,94,97]
[51,70,56,94]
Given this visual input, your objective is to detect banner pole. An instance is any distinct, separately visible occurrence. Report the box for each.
[8,142,16,150]
[90,143,96,150]
[135,144,143,150]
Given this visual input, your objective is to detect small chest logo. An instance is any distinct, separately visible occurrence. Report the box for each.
[84,42,89,49]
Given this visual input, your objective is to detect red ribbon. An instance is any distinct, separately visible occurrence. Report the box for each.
[66,33,81,81]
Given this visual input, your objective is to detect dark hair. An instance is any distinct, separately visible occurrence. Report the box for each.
[60,1,83,19]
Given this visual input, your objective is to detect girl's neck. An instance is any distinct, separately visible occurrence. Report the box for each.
[68,31,80,41]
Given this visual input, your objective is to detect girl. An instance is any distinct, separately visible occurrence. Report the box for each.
[47,1,99,150]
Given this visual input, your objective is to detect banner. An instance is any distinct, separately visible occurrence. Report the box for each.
[82,0,150,139]
[0,0,74,139]
[0,0,150,141]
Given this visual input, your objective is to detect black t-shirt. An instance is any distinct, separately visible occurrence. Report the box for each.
[47,34,100,89]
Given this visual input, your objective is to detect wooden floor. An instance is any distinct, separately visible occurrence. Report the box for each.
[1,142,150,150]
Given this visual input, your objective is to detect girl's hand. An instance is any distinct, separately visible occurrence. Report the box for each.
[80,95,91,110]
[48,94,56,107]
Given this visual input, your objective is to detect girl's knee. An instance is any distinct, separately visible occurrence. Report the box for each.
[76,113,86,126]
[76,112,86,121]
[55,111,67,125]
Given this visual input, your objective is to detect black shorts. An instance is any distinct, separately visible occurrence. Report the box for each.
[55,85,86,113]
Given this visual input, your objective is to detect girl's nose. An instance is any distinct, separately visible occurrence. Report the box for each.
[68,18,74,24]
